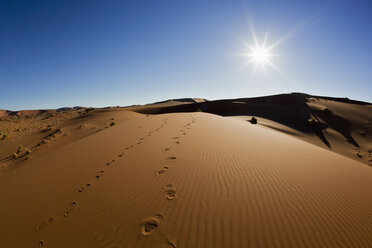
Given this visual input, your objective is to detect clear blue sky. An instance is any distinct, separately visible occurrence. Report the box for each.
[1,0,371,110]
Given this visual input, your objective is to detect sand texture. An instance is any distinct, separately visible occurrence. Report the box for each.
[0,94,371,247]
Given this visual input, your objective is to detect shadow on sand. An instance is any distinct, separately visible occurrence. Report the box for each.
[135,93,364,149]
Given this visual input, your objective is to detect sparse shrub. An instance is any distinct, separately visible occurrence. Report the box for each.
[249,116,258,124]
[26,148,32,155]
[110,121,116,126]
[13,153,18,158]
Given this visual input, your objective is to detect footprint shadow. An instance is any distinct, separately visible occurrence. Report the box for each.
[35,217,54,232]
[156,166,169,175]
[139,214,163,236]
[163,185,176,200]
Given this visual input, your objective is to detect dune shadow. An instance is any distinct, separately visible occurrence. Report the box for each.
[134,93,363,149]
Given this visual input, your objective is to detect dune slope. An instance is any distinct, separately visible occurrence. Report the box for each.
[0,111,371,248]
[133,93,372,165]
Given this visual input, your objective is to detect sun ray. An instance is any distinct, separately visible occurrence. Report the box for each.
[265,15,320,52]
[239,15,320,74]
[262,32,269,48]
[248,20,259,48]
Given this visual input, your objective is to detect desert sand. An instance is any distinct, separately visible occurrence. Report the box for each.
[0,93,371,248]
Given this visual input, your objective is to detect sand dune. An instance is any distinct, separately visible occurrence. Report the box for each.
[0,95,371,247]
[134,93,372,166]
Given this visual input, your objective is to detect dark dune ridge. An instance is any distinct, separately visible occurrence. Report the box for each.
[132,93,372,165]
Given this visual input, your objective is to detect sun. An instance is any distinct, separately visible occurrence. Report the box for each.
[250,46,271,65]
[241,42,275,72]
[239,22,283,73]
[239,17,316,73]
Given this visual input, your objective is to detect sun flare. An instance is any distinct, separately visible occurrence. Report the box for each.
[239,22,286,73]
[250,46,271,64]
[241,42,276,72]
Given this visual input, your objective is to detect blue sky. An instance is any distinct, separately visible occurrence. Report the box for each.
[1,0,371,110]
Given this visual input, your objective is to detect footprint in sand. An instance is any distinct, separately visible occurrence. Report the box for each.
[106,162,111,166]
[163,185,176,200]
[96,170,104,178]
[164,147,171,151]
[182,133,186,135]
[166,239,177,248]
[140,214,163,236]
[64,202,77,217]
[38,240,46,247]
[77,186,85,192]
[167,156,176,160]
[78,182,91,192]
[35,217,54,232]
[156,166,169,175]
[173,137,179,139]
[35,221,45,232]
[174,141,180,144]
[64,208,74,217]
